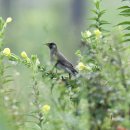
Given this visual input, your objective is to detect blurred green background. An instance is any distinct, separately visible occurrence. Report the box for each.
[0,0,125,63]
[0,0,88,62]
[0,0,126,111]
[0,0,129,129]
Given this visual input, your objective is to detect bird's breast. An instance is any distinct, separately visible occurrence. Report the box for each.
[50,53,58,63]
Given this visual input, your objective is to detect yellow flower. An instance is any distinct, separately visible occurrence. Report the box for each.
[21,51,28,59]
[94,29,102,38]
[76,62,91,71]
[85,30,92,37]
[6,17,12,23]
[41,104,50,114]
[76,62,87,71]
[3,48,11,57]
[81,30,92,39]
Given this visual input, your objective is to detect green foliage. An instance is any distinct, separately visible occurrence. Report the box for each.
[89,0,109,32]
[0,17,23,130]
[0,1,130,130]
[118,2,130,42]
[3,50,89,130]
[0,17,12,87]
[0,103,14,130]
[79,0,130,130]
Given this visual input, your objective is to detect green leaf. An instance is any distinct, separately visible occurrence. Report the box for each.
[99,20,110,25]
[0,17,5,31]
[95,1,100,9]
[124,26,130,30]
[118,21,130,25]
[100,28,110,32]
[5,65,12,69]
[98,10,106,18]
[122,39,130,42]
[91,10,98,15]
[122,0,130,2]
[4,75,12,79]
[119,13,130,17]
[120,9,130,13]
[2,79,13,84]
[118,6,130,10]
[124,33,130,37]
[89,24,98,28]
[89,17,98,21]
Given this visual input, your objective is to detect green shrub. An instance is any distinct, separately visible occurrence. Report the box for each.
[0,1,130,130]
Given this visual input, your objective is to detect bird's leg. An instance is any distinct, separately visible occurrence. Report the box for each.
[51,62,58,73]
[69,73,71,79]
[51,66,55,73]
[55,68,58,74]
[61,76,69,85]
[54,62,58,74]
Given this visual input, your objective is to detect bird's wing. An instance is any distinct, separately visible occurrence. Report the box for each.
[57,52,74,68]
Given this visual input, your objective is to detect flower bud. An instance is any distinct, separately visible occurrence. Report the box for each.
[3,48,11,57]
[6,17,12,23]
[41,104,50,114]
[21,51,28,59]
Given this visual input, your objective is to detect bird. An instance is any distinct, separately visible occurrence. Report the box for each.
[45,42,78,78]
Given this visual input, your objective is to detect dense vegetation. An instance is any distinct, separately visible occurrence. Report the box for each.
[0,0,130,130]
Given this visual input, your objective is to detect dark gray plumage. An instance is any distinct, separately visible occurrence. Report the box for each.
[46,42,78,76]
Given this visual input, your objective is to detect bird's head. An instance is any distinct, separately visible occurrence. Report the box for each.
[45,42,57,50]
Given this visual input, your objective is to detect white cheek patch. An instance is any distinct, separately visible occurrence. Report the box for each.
[53,45,56,48]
